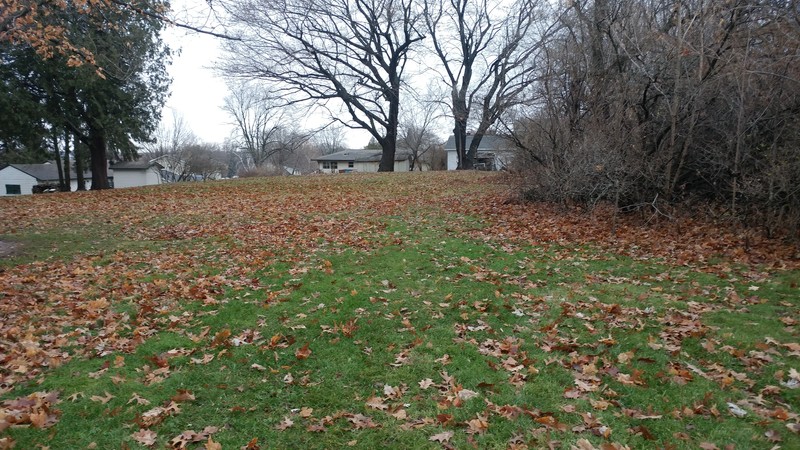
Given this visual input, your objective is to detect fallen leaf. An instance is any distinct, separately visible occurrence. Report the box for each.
[295,342,312,360]
[429,431,454,443]
[131,429,157,447]
[90,391,114,404]
[276,417,294,430]
[205,437,222,450]
[418,378,435,390]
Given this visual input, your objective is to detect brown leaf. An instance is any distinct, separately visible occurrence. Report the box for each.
[365,396,388,411]
[466,414,489,434]
[348,413,379,429]
[28,411,48,429]
[204,437,222,450]
[295,342,312,360]
[571,439,597,450]
[131,429,157,447]
[242,437,260,450]
[276,417,294,430]
[212,329,231,347]
[765,429,782,443]
[171,389,195,403]
[90,391,114,404]
[429,431,454,443]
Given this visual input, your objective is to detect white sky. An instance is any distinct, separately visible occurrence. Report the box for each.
[162,0,231,144]
[160,0,439,148]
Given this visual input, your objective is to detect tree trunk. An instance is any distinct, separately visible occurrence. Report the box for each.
[53,133,66,191]
[74,137,87,191]
[378,81,401,172]
[454,119,470,170]
[89,124,111,190]
[61,132,71,192]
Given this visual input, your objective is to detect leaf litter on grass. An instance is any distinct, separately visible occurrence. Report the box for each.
[0,172,798,448]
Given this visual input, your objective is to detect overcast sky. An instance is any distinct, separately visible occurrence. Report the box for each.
[162,0,231,144]
[161,0,439,149]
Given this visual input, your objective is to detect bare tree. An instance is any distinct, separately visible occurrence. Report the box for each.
[220,0,425,171]
[223,81,288,168]
[511,0,800,236]
[423,0,553,169]
[142,110,197,182]
[312,124,348,156]
[398,85,443,170]
[184,143,227,181]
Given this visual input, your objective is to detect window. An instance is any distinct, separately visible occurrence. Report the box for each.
[322,161,338,170]
[5,184,21,195]
[348,161,354,168]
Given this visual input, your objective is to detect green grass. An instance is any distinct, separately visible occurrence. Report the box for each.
[0,173,797,449]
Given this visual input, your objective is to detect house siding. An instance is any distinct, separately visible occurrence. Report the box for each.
[318,160,410,173]
[0,166,38,196]
[114,168,161,188]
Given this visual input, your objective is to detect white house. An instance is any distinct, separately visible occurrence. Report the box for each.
[312,149,411,173]
[1,159,164,196]
[444,135,515,171]
[109,159,163,188]
[0,163,93,195]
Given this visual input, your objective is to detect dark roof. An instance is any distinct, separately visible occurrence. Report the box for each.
[5,163,91,181]
[312,149,410,162]
[110,158,162,170]
[443,135,513,151]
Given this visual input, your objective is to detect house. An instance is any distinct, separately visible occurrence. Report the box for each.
[0,163,93,195]
[109,158,163,188]
[444,135,515,171]
[312,149,411,173]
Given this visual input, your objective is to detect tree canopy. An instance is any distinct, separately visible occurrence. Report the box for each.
[0,0,171,188]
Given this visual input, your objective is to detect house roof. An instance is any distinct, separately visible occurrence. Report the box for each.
[3,163,91,181]
[110,158,162,170]
[443,135,513,152]
[312,149,410,162]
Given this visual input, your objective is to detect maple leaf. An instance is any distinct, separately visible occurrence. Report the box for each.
[295,342,312,360]
[429,431,454,443]
[299,407,314,418]
[131,429,157,447]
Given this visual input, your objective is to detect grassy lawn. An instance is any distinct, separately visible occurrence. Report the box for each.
[0,172,798,449]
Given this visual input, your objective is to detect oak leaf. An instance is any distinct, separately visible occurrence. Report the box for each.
[429,431,454,443]
[131,429,157,447]
[90,391,114,404]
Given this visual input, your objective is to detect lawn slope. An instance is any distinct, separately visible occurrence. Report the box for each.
[0,172,798,449]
